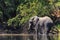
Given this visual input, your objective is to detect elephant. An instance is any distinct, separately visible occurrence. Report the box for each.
[28,16,59,34]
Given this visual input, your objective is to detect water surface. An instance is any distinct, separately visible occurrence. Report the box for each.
[0,34,59,40]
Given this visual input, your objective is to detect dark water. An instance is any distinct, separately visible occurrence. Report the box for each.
[0,34,59,40]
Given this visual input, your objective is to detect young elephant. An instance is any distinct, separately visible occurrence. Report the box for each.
[28,16,59,34]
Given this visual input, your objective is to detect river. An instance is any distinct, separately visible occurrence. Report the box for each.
[0,33,59,40]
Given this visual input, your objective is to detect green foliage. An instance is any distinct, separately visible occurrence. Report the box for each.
[55,2,60,6]
[0,0,60,28]
[16,0,51,24]
[0,11,3,19]
[7,15,21,27]
[56,24,60,29]
[0,0,20,21]
[7,0,59,26]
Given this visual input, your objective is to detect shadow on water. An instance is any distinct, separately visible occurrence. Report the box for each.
[0,33,59,40]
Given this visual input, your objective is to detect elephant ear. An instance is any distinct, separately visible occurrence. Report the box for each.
[36,17,39,23]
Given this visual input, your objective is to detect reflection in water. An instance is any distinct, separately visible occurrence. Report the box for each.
[0,36,24,40]
[0,34,59,40]
[38,34,48,40]
[37,34,59,40]
[47,34,58,40]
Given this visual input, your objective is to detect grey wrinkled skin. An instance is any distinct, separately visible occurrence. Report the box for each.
[28,16,54,34]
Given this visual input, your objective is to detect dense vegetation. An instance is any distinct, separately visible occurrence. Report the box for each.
[0,0,60,33]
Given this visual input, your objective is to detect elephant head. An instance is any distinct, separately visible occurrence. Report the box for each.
[28,16,39,33]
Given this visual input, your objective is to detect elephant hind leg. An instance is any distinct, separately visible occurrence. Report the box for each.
[47,27,52,34]
[46,23,54,34]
